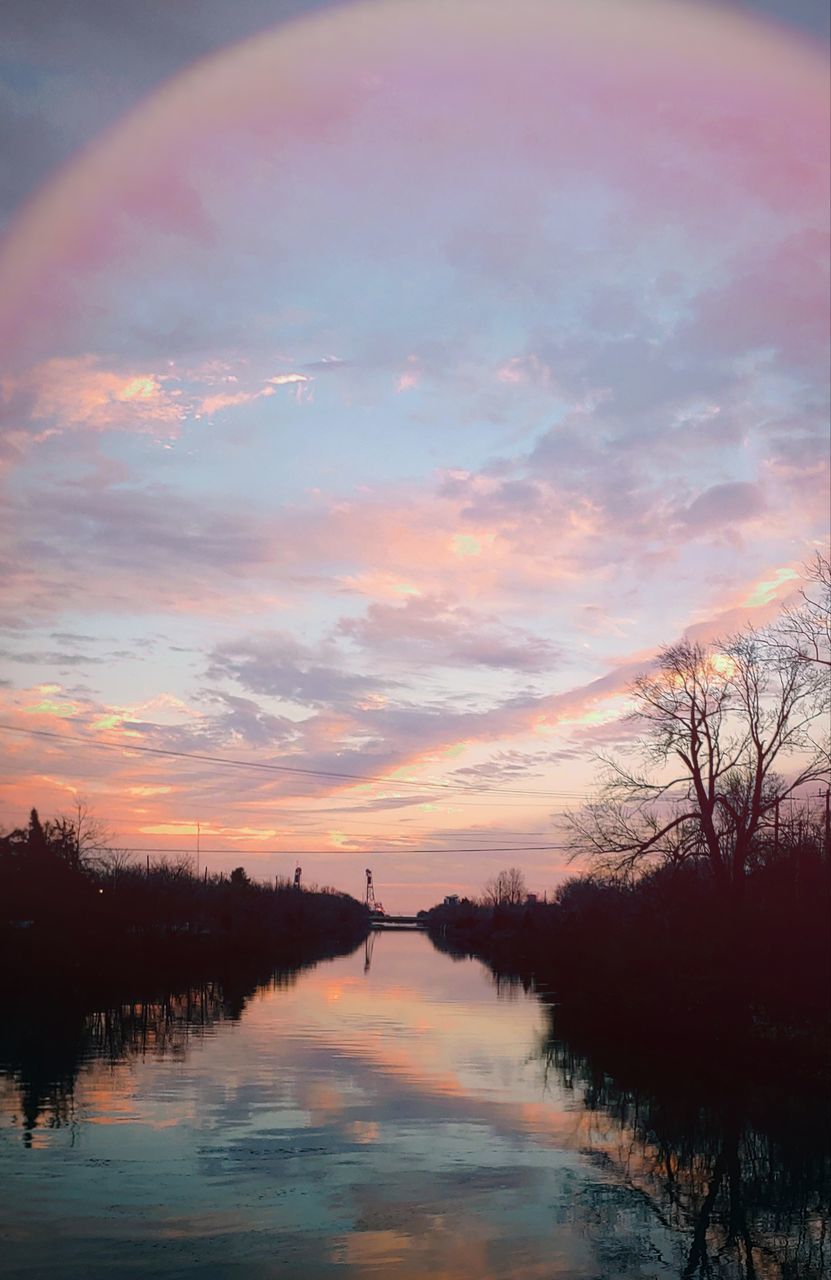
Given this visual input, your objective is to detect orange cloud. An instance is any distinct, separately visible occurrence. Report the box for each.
[4,355,185,436]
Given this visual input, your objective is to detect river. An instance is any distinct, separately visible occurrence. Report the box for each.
[1,930,827,1278]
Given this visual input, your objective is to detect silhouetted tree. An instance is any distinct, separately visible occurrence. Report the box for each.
[482,866,527,906]
[27,808,46,855]
[766,551,831,671]
[96,847,137,882]
[1,808,369,987]
[569,633,828,900]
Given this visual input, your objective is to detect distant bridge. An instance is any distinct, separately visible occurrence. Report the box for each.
[365,868,425,929]
[370,912,425,930]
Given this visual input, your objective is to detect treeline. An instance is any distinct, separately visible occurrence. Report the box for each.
[0,808,369,990]
[430,570,831,1068]
[427,811,830,1066]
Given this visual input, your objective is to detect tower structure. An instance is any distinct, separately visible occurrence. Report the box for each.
[365,868,384,915]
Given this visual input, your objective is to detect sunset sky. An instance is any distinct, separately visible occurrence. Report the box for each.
[1,0,828,910]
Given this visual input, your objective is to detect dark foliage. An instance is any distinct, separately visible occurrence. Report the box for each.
[428,820,830,1275]
[0,807,370,992]
[426,813,831,1067]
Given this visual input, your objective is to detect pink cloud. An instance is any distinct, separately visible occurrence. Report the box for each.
[2,356,185,437]
[198,371,311,415]
[198,389,259,416]
[338,593,561,671]
[266,373,313,403]
[495,355,552,387]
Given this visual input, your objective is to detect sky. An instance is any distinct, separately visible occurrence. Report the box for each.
[0,0,828,911]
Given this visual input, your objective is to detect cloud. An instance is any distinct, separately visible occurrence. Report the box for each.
[0,646,102,667]
[1,481,276,625]
[266,373,312,389]
[676,481,766,531]
[338,595,560,673]
[2,356,185,437]
[206,632,388,709]
[687,229,831,369]
[448,749,581,784]
[198,389,261,416]
[131,690,298,751]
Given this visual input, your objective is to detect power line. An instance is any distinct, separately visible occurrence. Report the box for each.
[104,843,571,856]
[0,807,563,845]
[0,722,592,800]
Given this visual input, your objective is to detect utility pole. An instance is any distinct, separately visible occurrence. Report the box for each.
[196,820,200,880]
[773,798,780,859]
[824,788,830,862]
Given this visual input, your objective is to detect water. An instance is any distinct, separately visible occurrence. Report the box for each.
[1,932,827,1278]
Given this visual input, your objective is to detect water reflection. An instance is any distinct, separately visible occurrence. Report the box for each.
[538,1004,831,1280]
[0,933,827,1279]
[0,963,301,1147]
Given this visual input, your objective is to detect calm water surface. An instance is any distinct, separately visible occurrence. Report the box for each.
[1,932,827,1278]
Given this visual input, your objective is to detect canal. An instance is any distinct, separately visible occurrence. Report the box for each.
[1,930,827,1277]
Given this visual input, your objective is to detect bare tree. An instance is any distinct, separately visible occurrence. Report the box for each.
[482,866,527,907]
[766,552,830,671]
[569,632,829,899]
[96,846,138,883]
[150,853,196,882]
[50,798,113,871]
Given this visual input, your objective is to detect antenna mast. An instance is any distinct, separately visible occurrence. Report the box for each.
[365,867,384,916]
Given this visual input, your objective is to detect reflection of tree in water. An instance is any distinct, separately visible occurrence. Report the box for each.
[542,1011,831,1280]
[0,962,316,1146]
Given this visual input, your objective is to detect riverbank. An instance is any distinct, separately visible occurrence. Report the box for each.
[425,858,831,1076]
[0,810,370,995]
[0,891,370,998]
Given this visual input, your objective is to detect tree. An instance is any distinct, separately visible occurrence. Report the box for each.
[0,802,113,873]
[482,866,527,907]
[569,631,829,900]
[96,847,137,882]
[50,799,112,872]
[766,551,830,671]
[27,808,47,855]
[229,866,250,887]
